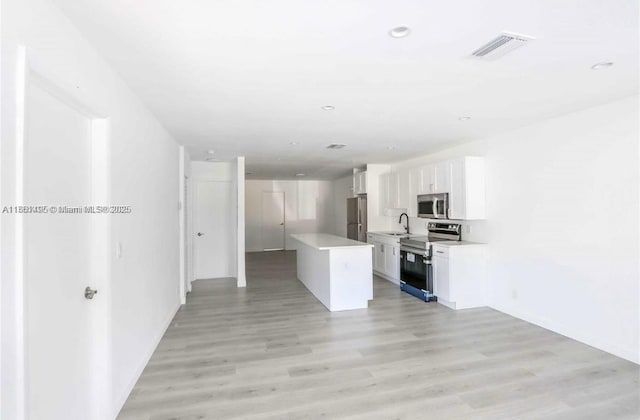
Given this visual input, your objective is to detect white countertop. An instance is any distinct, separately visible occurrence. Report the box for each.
[290,233,374,250]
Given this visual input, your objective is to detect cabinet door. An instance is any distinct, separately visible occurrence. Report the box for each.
[359,172,367,194]
[374,242,386,273]
[433,254,450,301]
[388,172,400,208]
[408,168,421,217]
[397,170,410,210]
[420,165,435,193]
[384,245,400,281]
[379,173,390,212]
[448,158,466,220]
[433,161,451,194]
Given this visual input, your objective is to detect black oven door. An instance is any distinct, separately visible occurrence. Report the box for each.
[400,248,432,292]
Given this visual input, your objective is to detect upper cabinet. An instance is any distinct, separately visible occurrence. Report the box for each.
[379,172,401,212]
[448,157,485,220]
[407,168,421,217]
[419,162,450,194]
[397,170,412,211]
[377,156,485,220]
[353,171,367,195]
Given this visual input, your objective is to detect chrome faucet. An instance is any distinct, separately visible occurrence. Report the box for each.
[399,212,410,234]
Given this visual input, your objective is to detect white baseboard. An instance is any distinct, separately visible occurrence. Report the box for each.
[489,302,639,365]
[111,300,181,419]
[192,276,236,282]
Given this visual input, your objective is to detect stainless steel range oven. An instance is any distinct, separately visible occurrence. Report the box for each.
[400,243,433,301]
[399,222,461,302]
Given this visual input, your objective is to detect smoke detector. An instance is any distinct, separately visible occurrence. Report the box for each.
[471,31,535,60]
[326,143,347,149]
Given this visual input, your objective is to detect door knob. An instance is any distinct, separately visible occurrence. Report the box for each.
[197,232,204,236]
[279,223,284,226]
[84,287,98,300]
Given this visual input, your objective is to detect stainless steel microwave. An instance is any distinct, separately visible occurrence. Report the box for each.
[417,193,449,219]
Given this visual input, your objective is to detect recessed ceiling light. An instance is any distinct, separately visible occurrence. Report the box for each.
[591,61,614,70]
[387,146,396,150]
[205,157,219,162]
[321,105,335,111]
[296,173,305,177]
[458,116,471,121]
[389,26,411,38]
[207,149,215,155]
[289,141,299,146]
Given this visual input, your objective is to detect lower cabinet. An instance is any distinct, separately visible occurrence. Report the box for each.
[383,243,400,282]
[433,244,487,309]
[373,242,386,273]
[370,234,400,284]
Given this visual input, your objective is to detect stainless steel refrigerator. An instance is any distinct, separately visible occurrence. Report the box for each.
[347,196,367,242]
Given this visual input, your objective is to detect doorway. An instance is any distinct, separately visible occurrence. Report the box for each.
[23,73,109,420]
[262,191,285,251]
[194,180,235,279]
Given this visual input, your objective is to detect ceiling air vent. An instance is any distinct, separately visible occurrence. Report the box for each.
[326,143,347,149]
[471,31,535,60]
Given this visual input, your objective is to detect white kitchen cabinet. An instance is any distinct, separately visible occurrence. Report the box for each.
[448,157,485,220]
[419,165,434,194]
[388,172,400,209]
[379,173,389,212]
[374,242,386,273]
[379,172,401,212]
[384,244,400,282]
[433,244,487,310]
[369,233,401,284]
[408,167,421,217]
[353,171,367,195]
[433,161,450,193]
[397,170,411,211]
[418,161,451,194]
[433,251,450,301]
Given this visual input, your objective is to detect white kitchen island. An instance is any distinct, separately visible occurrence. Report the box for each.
[290,233,374,311]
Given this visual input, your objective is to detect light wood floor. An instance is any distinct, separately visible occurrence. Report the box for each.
[119,251,639,420]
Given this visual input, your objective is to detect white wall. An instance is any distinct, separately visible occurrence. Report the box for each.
[332,175,354,237]
[1,0,182,418]
[385,95,640,363]
[245,180,334,252]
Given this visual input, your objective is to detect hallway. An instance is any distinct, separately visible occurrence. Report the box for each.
[118,251,639,419]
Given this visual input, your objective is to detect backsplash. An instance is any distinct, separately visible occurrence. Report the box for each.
[387,216,488,243]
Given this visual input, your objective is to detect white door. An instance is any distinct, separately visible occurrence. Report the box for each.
[194,181,234,279]
[25,82,105,420]
[262,192,285,250]
[184,177,191,292]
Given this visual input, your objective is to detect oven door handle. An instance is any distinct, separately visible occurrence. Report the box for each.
[400,246,430,256]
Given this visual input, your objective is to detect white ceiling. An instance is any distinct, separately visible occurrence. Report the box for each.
[54,0,638,180]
